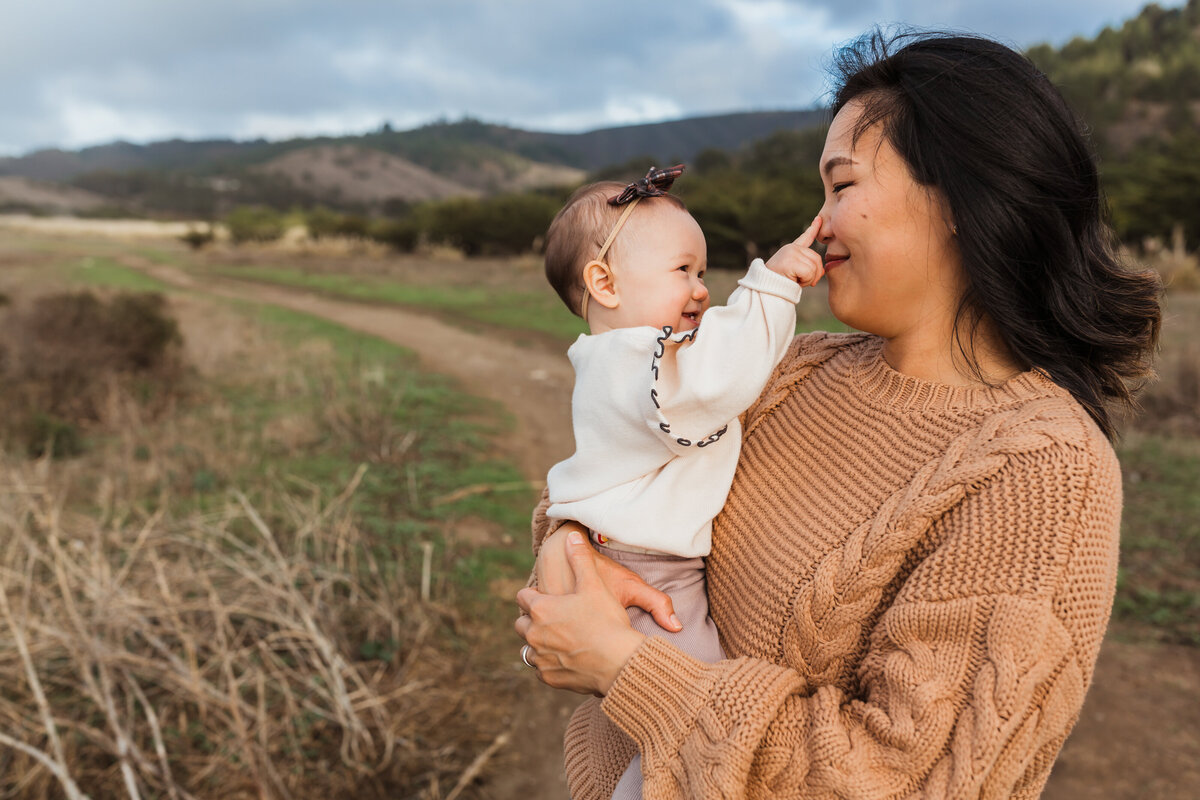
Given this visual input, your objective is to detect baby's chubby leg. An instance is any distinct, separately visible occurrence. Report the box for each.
[534,523,585,595]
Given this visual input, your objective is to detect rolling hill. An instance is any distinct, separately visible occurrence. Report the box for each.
[0,110,825,217]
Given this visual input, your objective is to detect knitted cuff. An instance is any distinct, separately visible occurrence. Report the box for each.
[600,636,720,766]
[739,258,803,304]
[601,636,810,776]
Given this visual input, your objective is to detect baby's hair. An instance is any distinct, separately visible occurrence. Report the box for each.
[544,181,686,318]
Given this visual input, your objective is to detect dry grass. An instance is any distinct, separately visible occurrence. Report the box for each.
[1127,291,1200,437]
[0,452,500,798]
[0,269,528,798]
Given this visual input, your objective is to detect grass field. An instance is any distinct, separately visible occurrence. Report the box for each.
[0,234,538,798]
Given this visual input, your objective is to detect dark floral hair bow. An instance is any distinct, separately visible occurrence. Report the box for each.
[608,164,685,206]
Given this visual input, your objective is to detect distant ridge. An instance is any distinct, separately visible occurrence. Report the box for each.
[0,109,826,183]
[0,109,826,215]
[525,110,827,168]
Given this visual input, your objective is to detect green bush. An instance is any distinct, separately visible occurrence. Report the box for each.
[179,226,215,250]
[421,193,559,255]
[306,207,371,240]
[226,205,286,244]
[369,218,420,252]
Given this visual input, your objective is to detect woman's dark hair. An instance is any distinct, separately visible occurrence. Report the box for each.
[831,30,1161,440]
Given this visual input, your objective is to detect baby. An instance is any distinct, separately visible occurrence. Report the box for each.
[535,166,822,797]
[536,164,823,641]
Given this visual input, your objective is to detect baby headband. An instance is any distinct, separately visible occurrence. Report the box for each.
[581,164,685,320]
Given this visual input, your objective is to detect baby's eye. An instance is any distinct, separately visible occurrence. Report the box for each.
[677,265,690,272]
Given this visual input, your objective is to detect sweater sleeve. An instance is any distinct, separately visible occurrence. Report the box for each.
[592,411,1122,800]
[648,259,799,449]
[529,484,564,560]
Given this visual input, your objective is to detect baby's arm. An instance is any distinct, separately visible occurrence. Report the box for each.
[535,521,586,594]
[765,216,825,286]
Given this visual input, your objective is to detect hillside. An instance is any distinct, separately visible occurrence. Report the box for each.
[0,109,824,217]
[365,110,826,172]
[256,146,481,205]
[1027,0,1200,246]
[0,176,109,214]
[1027,0,1200,154]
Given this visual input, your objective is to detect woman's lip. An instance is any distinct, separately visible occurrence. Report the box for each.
[824,255,848,270]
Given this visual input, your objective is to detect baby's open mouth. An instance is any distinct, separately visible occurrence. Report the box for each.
[683,312,698,322]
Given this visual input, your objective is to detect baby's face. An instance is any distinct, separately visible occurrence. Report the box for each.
[609,206,710,332]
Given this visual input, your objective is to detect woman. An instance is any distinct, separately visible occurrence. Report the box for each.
[516,30,1161,799]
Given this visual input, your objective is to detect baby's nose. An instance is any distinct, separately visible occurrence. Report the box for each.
[693,282,709,300]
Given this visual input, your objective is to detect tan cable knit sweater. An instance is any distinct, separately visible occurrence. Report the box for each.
[530,332,1122,800]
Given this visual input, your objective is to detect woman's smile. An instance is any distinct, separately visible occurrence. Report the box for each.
[823,251,849,271]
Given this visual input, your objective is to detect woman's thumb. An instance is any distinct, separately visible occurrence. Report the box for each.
[565,530,601,588]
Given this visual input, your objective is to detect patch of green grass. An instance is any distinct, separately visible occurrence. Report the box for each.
[1114,432,1200,645]
[227,302,534,609]
[215,265,589,342]
[797,315,851,334]
[66,256,170,292]
[136,246,184,266]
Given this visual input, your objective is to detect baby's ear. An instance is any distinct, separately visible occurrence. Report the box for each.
[583,260,620,309]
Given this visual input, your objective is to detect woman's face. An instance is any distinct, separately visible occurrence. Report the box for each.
[817,100,961,340]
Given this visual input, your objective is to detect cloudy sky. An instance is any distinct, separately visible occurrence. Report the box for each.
[0,0,1169,156]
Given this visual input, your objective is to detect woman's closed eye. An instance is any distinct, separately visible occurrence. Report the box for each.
[832,182,853,194]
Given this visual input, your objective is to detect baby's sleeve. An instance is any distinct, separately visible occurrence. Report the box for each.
[646,259,800,448]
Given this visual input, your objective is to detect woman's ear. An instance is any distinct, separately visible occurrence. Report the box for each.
[583,260,620,310]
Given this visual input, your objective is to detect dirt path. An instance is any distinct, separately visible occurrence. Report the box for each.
[133,259,1199,800]
[137,261,577,480]
[133,260,581,800]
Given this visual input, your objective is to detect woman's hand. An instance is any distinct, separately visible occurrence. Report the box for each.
[516,530,652,695]
[538,522,681,630]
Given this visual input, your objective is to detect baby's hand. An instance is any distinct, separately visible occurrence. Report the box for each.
[765,216,825,287]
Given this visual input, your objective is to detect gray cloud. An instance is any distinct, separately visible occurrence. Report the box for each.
[0,0,1168,155]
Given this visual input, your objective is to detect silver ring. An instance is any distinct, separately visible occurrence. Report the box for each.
[520,644,535,669]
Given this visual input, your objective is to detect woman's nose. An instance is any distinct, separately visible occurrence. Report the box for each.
[816,203,833,243]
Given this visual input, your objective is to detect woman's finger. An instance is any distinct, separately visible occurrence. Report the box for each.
[792,215,823,248]
[623,581,682,631]
[564,530,603,589]
[513,585,537,618]
[589,550,681,630]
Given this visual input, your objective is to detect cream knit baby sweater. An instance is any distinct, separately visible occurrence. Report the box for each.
[530,332,1122,800]
[547,259,802,557]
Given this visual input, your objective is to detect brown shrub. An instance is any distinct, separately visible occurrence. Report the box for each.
[0,290,185,456]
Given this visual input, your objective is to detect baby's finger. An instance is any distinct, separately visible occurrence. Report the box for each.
[799,252,825,287]
[792,215,823,249]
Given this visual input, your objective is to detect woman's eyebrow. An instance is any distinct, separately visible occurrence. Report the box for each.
[822,156,855,177]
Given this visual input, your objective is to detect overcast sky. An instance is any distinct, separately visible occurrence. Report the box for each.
[0,0,1171,156]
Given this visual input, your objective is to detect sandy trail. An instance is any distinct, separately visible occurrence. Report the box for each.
[129,258,1200,800]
